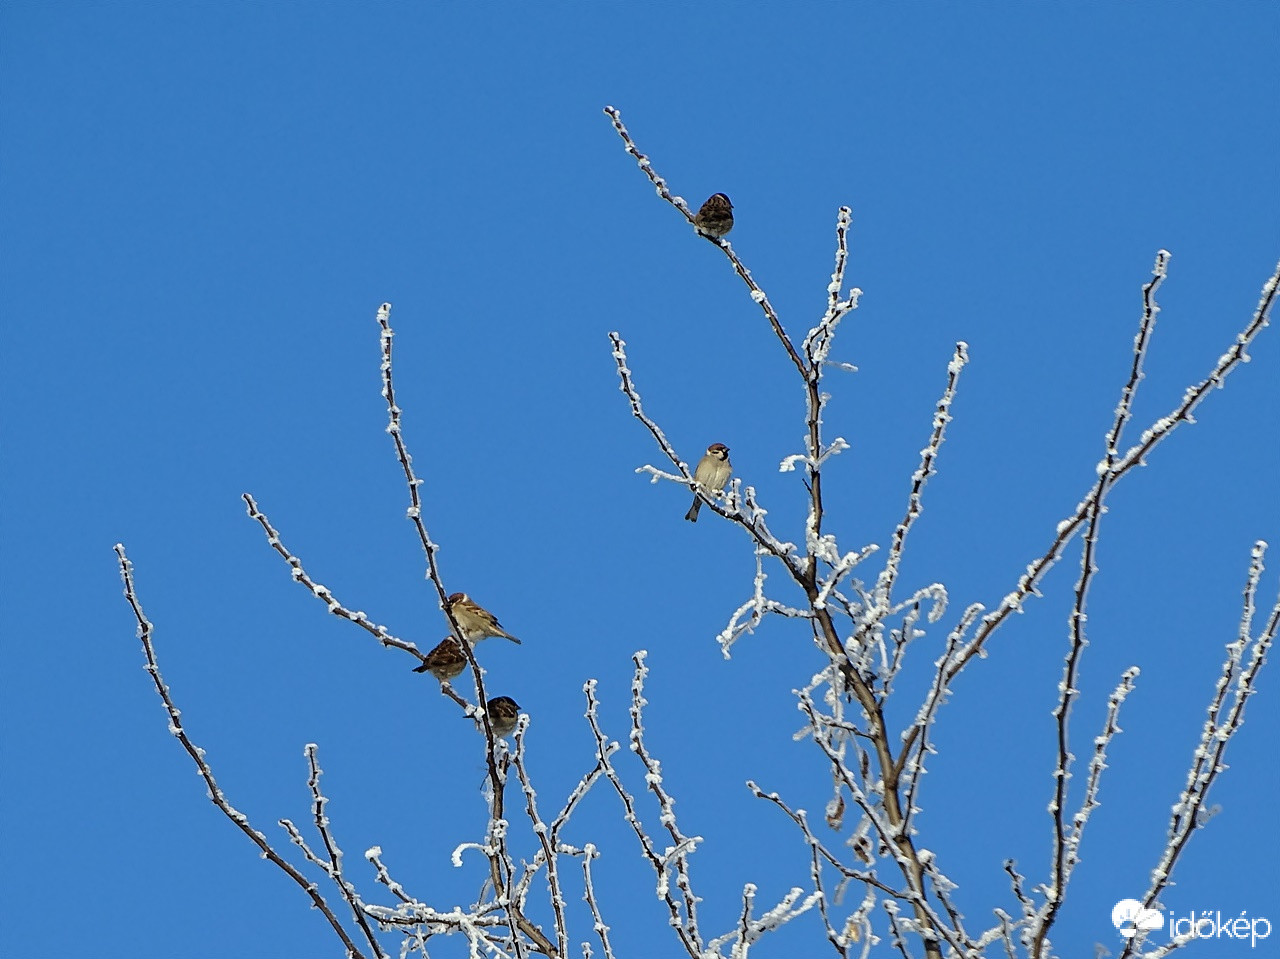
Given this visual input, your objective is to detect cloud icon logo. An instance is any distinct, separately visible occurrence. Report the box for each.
[1112,899,1164,938]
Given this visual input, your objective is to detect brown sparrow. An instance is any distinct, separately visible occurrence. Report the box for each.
[694,193,734,238]
[413,636,467,679]
[685,442,732,522]
[485,696,521,737]
[447,592,521,644]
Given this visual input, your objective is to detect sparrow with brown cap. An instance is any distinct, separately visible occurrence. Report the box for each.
[446,592,522,644]
[694,193,734,238]
[413,636,468,679]
[484,696,521,737]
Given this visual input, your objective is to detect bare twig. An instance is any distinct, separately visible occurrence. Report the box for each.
[904,255,1280,743]
[113,544,371,959]
[241,492,423,661]
[579,845,617,959]
[874,343,969,615]
[511,721,570,958]
[1119,541,1278,959]
[626,652,706,953]
[295,744,387,956]
[604,106,807,378]
[374,303,558,959]
[1031,252,1171,957]
[583,676,702,959]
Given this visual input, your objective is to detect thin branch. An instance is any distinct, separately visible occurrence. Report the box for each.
[899,619,971,837]
[604,106,807,378]
[583,676,701,959]
[1002,859,1036,925]
[625,652,705,953]
[1072,669,1140,852]
[795,691,962,958]
[1032,252,1171,957]
[511,722,570,959]
[902,255,1280,758]
[241,492,423,662]
[873,343,969,612]
[609,331,802,578]
[747,781,904,897]
[113,544,370,959]
[302,744,387,956]
[802,206,860,363]
[580,845,617,959]
[1119,541,1278,959]
[375,303,557,959]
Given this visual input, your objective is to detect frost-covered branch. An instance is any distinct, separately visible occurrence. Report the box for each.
[511,721,571,958]
[241,492,427,663]
[609,330,801,576]
[601,121,961,950]
[1031,254,1170,957]
[579,845,617,959]
[113,544,373,959]
[898,617,973,838]
[606,332,695,486]
[362,845,509,951]
[717,542,821,657]
[802,205,862,364]
[300,743,385,956]
[906,254,1280,741]
[1071,669,1139,858]
[583,675,702,959]
[1031,668,1140,957]
[1110,257,1278,477]
[604,105,807,379]
[605,103,1277,959]
[748,779,904,900]
[704,883,822,959]
[873,343,969,615]
[1118,540,1278,959]
[375,303,558,958]
[626,652,706,952]
[376,301,443,594]
[795,689,960,959]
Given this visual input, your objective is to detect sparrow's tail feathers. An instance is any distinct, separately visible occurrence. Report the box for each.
[685,498,702,522]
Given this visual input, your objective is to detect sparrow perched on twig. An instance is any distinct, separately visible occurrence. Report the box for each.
[485,696,521,737]
[694,193,734,238]
[685,442,732,522]
[413,636,468,680]
[446,592,522,644]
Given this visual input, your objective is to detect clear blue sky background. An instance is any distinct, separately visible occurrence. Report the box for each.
[3,4,1277,958]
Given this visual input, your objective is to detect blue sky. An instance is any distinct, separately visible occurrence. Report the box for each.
[3,4,1278,957]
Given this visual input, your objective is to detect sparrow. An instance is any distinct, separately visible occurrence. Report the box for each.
[485,696,521,737]
[412,636,468,680]
[694,193,734,238]
[685,442,732,522]
[446,592,522,644]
